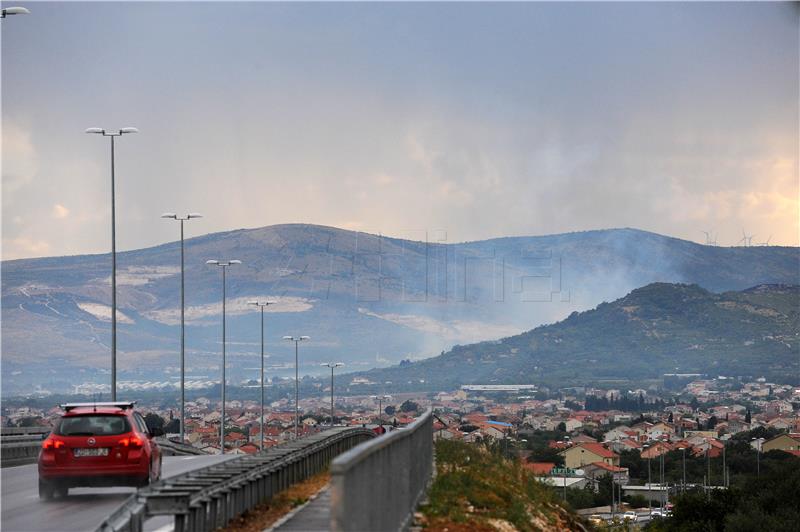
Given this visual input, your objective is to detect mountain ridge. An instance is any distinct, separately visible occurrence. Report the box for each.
[352,282,800,390]
[2,224,798,395]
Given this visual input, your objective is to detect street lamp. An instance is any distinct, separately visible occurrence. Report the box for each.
[644,444,652,515]
[320,363,344,426]
[1,6,30,17]
[371,394,391,432]
[282,335,310,439]
[206,259,241,453]
[86,126,138,400]
[162,213,202,443]
[248,300,274,450]
[751,438,761,477]
[679,447,687,493]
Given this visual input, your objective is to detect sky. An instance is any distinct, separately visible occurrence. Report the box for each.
[2,1,798,260]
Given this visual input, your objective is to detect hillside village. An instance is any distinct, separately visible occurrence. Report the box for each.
[5,377,799,477]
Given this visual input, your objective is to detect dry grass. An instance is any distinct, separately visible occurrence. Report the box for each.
[220,471,330,532]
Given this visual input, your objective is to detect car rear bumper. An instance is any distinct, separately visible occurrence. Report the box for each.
[39,462,148,486]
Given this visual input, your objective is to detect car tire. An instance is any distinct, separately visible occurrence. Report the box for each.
[138,461,153,488]
[55,485,69,498]
[38,479,55,501]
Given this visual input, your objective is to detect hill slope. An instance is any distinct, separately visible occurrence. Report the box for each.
[354,283,800,389]
[2,224,798,394]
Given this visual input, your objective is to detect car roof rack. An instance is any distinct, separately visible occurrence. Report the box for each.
[60,401,137,412]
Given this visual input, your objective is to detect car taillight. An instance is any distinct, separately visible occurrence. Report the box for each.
[119,436,143,448]
[42,438,65,450]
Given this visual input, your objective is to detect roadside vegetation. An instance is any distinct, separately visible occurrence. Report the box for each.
[418,439,587,531]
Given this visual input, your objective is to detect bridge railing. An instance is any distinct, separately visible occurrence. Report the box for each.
[1,427,50,467]
[96,426,374,532]
[330,408,433,532]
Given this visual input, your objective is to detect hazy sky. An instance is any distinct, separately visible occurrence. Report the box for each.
[2,1,798,260]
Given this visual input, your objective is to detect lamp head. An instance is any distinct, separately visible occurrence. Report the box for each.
[85,127,104,134]
[187,213,203,219]
[161,213,178,219]
[120,127,139,134]
[2,7,31,16]
[206,260,219,265]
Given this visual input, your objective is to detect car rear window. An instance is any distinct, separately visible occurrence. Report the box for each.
[55,415,131,436]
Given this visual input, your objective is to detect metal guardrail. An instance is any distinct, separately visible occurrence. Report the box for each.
[155,438,209,456]
[96,427,374,532]
[1,428,50,467]
[330,409,433,532]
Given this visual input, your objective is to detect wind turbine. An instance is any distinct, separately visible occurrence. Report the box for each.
[758,235,772,246]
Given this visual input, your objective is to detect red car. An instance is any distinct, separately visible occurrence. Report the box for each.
[38,401,163,499]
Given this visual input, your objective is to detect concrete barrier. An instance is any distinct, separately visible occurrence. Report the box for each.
[330,409,433,532]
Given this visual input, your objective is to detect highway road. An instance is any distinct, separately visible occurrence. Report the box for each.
[1,454,234,532]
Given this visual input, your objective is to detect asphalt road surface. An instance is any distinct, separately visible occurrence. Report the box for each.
[1,455,234,532]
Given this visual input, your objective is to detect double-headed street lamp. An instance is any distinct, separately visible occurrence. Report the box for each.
[371,394,391,432]
[249,300,274,450]
[86,127,138,400]
[206,259,241,453]
[1,6,30,18]
[320,363,344,426]
[282,335,309,439]
[161,213,202,443]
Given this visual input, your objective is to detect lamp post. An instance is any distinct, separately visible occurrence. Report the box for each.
[162,213,202,443]
[660,444,666,509]
[679,447,687,493]
[722,441,727,487]
[282,336,309,439]
[206,259,241,453]
[248,301,274,450]
[751,438,761,477]
[320,363,344,426]
[371,394,391,432]
[644,444,652,515]
[86,127,138,401]
[1,6,30,17]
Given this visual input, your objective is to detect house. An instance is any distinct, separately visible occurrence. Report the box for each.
[641,441,672,459]
[762,433,800,453]
[603,426,632,442]
[560,442,620,468]
[583,462,629,484]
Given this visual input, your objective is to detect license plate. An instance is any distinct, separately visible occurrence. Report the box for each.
[74,447,108,457]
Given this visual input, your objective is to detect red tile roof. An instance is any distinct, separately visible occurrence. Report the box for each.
[578,442,618,459]
[589,461,627,473]
[523,462,556,476]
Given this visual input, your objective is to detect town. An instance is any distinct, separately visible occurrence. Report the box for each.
[5,374,799,521]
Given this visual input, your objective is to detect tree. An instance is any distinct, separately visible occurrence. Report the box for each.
[707,416,718,430]
[557,422,567,432]
[668,412,674,423]
[745,410,751,424]
[400,400,419,413]
[385,405,396,416]
[164,418,180,434]
[144,413,165,431]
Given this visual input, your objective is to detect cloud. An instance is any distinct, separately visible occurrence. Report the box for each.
[1,122,37,193]
[52,204,70,219]
[4,237,51,258]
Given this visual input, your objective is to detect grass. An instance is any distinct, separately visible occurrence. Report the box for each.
[220,471,330,532]
[418,439,587,531]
